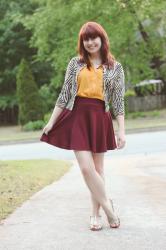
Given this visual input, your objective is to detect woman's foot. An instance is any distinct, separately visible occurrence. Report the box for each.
[90,215,103,231]
[106,199,120,228]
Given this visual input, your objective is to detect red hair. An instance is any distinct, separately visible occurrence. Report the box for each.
[77,21,116,70]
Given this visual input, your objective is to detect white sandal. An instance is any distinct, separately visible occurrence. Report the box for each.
[90,215,103,231]
[107,199,120,228]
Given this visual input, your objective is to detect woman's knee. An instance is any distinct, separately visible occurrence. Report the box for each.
[73,150,95,176]
[96,168,105,177]
[92,152,104,174]
[80,166,93,176]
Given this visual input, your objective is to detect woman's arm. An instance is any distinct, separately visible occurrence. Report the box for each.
[47,105,64,125]
[47,57,75,125]
[55,57,76,109]
[111,62,126,149]
[116,114,126,149]
[42,105,64,135]
[111,63,125,117]
[116,114,125,131]
[42,57,75,135]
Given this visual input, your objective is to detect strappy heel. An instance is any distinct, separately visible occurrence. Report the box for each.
[106,198,120,228]
[90,215,103,231]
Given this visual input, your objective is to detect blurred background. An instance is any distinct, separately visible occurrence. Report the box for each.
[0,0,166,134]
[0,2,166,244]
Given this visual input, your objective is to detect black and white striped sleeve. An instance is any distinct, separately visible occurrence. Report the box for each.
[55,57,75,109]
[111,62,125,117]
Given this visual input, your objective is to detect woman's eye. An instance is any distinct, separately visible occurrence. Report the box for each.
[84,37,95,42]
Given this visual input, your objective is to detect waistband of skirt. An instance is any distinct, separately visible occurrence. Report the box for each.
[75,96,105,105]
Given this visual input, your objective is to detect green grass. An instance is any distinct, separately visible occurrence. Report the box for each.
[0,159,73,221]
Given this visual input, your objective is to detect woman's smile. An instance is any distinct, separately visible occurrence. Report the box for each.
[83,36,102,54]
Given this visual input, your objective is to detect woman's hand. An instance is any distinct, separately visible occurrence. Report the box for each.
[116,129,126,149]
[42,122,54,135]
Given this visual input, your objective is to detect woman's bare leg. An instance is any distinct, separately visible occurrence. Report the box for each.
[90,152,105,216]
[73,150,118,225]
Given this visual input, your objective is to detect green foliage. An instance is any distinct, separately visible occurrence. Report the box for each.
[125,89,136,97]
[16,58,44,125]
[135,84,156,96]
[0,95,17,110]
[1,0,166,122]
[22,110,60,132]
[43,111,52,123]
[38,84,55,112]
[0,0,53,117]
[22,0,166,92]
[22,120,45,131]
[0,1,37,95]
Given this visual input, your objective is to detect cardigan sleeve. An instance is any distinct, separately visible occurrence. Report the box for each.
[111,62,125,117]
[55,57,75,109]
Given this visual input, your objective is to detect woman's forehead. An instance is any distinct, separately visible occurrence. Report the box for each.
[82,27,100,39]
[82,33,100,40]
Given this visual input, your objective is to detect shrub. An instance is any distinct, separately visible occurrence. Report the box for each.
[44,112,52,123]
[22,120,45,131]
[16,58,45,125]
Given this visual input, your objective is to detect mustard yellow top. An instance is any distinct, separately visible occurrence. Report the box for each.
[76,65,104,101]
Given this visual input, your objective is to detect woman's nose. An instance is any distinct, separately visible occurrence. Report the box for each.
[87,39,93,45]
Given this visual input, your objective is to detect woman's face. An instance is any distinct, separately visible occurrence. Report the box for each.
[83,36,102,55]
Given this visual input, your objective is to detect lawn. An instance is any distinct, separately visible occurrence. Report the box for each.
[0,159,73,222]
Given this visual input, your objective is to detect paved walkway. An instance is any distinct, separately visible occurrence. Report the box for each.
[0,154,166,250]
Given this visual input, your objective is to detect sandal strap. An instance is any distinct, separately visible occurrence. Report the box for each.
[90,215,103,228]
[107,198,120,226]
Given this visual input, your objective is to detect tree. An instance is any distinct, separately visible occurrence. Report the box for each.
[0,0,53,124]
[16,58,44,125]
[22,0,166,89]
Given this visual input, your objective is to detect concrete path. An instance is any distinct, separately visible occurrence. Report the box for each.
[0,153,166,250]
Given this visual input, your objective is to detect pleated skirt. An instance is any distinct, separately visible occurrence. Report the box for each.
[40,96,117,153]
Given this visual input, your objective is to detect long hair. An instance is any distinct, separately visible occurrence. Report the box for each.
[77,21,116,70]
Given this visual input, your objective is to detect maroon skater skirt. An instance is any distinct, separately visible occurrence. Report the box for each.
[40,96,117,153]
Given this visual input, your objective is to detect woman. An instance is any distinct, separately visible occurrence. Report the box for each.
[40,21,126,231]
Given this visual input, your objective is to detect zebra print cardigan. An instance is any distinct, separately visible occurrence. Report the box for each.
[55,56,125,117]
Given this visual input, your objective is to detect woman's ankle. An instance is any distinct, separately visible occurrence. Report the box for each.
[91,210,100,217]
[103,199,114,218]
